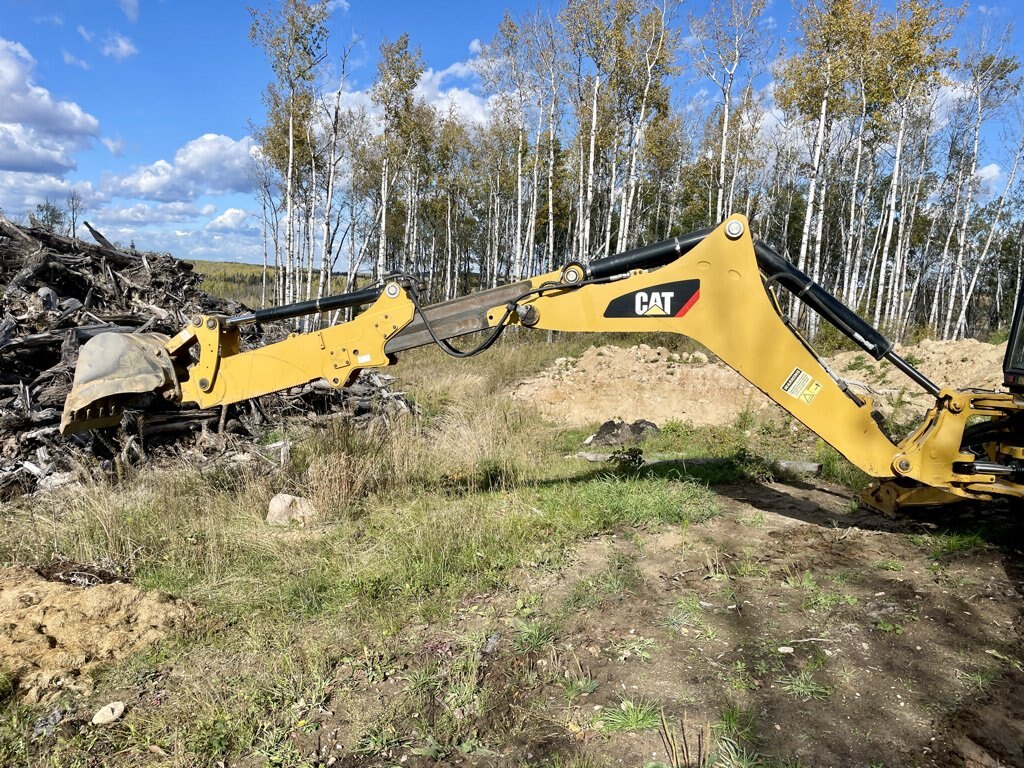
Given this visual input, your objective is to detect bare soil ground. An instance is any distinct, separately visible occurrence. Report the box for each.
[284,483,1022,768]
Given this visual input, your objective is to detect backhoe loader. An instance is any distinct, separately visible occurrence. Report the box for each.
[59,216,1024,514]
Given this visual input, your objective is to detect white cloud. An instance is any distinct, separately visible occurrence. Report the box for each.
[77,25,94,43]
[104,134,258,201]
[330,53,494,128]
[119,0,140,22]
[327,0,350,13]
[96,201,213,227]
[62,50,89,69]
[930,73,972,129]
[468,38,483,55]
[976,162,1004,196]
[33,15,63,26]
[977,162,1002,182]
[0,124,77,173]
[101,136,125,156]
[205,207,255,233]
[978,5,1006,16]
[416,60,492,124]
[0,171,94,217]
[0,38,100,174]
[0,39,100,135]
[101,33,138,61]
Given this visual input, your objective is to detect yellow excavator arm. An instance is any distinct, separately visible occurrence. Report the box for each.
[60,217,1024,514]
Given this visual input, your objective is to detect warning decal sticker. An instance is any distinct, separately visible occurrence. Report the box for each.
[781,367,822,404]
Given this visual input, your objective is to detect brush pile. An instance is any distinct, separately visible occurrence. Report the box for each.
[0,217,413,498]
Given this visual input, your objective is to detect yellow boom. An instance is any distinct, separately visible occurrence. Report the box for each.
[61,217,1024,514]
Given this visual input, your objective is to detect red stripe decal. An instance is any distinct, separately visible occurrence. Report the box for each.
[674,289,700,318]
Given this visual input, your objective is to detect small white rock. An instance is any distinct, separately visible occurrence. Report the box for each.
[267,493,318,526]
[777,646,795,654]
[91,701,125,725]
[36,471,78,491]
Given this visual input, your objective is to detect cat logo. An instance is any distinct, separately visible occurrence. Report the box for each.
[603,279,701,320]
[635,291,675,316]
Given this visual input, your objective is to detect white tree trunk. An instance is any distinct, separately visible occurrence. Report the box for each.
[377,156,389,280]
[582,75,600,260]
[872,105,907,327]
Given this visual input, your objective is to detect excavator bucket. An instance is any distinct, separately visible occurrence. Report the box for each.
[60,332,177,434]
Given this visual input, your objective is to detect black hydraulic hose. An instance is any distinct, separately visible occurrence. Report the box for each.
[587,227,715,279]
[753,241,941,395]
[224,285,383,327]
[401,274,615,358]
[753,241,893,360]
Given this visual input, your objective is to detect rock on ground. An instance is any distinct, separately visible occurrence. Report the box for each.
[267,493,318,526]
[585,418,660,446]
[91,701,125,725]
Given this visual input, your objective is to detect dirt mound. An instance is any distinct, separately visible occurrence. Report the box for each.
[829,338,1007,416]
[0,567,191,702]
[512,339,1010,427]
[510,344,778,427]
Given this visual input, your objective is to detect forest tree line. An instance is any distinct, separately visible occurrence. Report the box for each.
[249,0,1024,342]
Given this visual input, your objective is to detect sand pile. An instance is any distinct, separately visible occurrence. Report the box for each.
[510,343,777,427]
[512,339,1010,427]
[0,566,191,702]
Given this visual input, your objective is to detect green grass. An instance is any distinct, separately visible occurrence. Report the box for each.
[874,559,904,572]
[875,620,904,634]
[0,333,737,765]
[606,634,656,662]
[929,531,985,559]
[533,475,720,530]
[0,332,891,766]
[595,698,661,733]
[661,592,703,626]
[777,669,833,701]
[815,441,870,489]
[713,703,756,744]
[802,591,857,612]
[188,259,350,308]
[783,570,817,590]
[513,620,557,653]
[733,552,771,579]
[958,667,998,689]
[562,674,599,701]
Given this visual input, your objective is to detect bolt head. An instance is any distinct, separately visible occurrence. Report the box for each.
[206,318,217,329]
[198,378,210,390]
[725,220,744,239]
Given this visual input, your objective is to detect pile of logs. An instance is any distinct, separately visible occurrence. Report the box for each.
[0,217,413,498]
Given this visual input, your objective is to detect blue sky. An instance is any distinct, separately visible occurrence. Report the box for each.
[0,0,534,261]
[0,1,1017,263]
